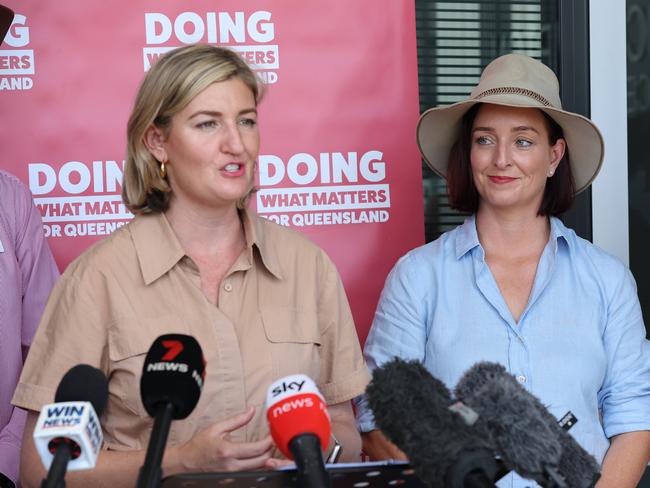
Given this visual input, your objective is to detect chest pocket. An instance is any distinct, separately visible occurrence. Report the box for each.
[108,317,190,419]
[260,306,322,382]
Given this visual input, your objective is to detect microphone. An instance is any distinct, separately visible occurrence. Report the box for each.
[33,364,108,488]
[266,374,331,488]
[137,334,205,488]
[455,362,600,488]
[366,359,498,488]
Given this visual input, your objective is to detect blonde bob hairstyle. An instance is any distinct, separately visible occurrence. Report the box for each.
[122,44,263,214]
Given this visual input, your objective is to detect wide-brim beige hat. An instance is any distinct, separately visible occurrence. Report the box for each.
[416,53,604,193]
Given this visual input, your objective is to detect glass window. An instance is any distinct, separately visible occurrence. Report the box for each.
[627,0,650,335]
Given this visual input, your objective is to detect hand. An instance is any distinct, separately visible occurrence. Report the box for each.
[361,429,408,461]
[265,458,295,470]
[174,406,274,472]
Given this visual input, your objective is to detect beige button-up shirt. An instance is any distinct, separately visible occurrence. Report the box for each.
[13,209,369,452]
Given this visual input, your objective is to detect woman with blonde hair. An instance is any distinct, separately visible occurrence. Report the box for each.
[14,44,369,486]
[356,54,650,487]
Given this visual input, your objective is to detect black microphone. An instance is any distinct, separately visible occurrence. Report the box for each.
[455,362,600,488]
[137,334,205,488]
[38,365,108,488]
[366,358,498,488]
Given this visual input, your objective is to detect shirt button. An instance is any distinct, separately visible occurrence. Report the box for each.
[224,282,233,292]
[517,375,527,384]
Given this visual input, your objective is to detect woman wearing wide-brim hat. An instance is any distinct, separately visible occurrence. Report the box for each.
[355,54,650,486]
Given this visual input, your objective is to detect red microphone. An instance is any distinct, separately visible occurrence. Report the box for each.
[266,374,331,488]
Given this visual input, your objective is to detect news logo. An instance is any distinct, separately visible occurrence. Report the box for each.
[161,339,184,361]
[0,13,34,91]
[34,401,103,471]
[265,374,331,458]
[144,335,205,390]
[266,374,329,420]
[142,10,280,84]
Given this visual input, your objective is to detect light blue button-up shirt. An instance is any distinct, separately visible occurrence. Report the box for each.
[356,215,650,488]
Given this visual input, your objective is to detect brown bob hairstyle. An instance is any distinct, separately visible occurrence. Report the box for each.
[446,104,576,216]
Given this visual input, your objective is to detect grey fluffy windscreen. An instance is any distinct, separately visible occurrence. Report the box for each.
[366,358,497,488]
[455,362,600,488]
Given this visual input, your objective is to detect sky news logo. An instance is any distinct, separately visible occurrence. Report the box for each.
[1,14,34,91]
[142,10,279,84]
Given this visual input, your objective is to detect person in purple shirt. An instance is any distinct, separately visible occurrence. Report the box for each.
[0,169,59,487]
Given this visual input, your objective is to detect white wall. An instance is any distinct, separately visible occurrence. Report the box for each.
[590,0,629,265]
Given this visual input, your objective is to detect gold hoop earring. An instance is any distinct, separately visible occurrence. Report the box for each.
[160,160,167,179]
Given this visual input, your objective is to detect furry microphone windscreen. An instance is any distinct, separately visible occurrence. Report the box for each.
[455,362,599,488]
[366,358,497,488]
[555,425,601,488]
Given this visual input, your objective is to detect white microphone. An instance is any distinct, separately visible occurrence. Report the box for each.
[33,365,108,486]
[34,401,103,471]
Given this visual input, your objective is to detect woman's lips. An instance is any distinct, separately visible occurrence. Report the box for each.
[488,175,517,184]
[221,163,245,177]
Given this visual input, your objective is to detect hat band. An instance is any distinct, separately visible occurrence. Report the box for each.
[473,86,552,107]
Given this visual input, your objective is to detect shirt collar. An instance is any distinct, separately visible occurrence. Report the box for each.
[455,215,480,259]
[131,209,283,286]
[548,216,570,252]
[454,214,570,260]
[241,207,284,280]
[131,212,185,285]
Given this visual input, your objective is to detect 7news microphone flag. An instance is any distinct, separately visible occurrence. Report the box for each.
[137,334,205,488]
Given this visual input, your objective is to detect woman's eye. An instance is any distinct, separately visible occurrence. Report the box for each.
[475,135,491,145]
[196,120,217,129]
[516,138,533,147]
[239,118,257,127]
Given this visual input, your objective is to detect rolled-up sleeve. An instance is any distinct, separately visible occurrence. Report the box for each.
[316,251,370,405]
[355,253,429,432]
[598,265,650,438]
[13,272,110,414]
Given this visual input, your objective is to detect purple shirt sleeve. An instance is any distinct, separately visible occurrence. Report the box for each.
[0,170,59,484]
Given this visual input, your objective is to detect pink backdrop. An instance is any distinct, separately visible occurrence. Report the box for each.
[0,1,424,343]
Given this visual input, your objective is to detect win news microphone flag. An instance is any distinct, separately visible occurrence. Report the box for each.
[266,374,331,488]
[137,334,205,488]
[34,365,109,487]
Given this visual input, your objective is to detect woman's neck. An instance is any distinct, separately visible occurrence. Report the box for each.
[164,200,245,258]
[475,205,551,259]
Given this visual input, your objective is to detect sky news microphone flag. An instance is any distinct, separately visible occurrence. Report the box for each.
[266,374,331,488]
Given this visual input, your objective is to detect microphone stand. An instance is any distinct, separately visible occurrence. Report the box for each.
[41,443,72,488]
[137,402,175,488]
[445,448,498,488]
[289,433,331,488]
